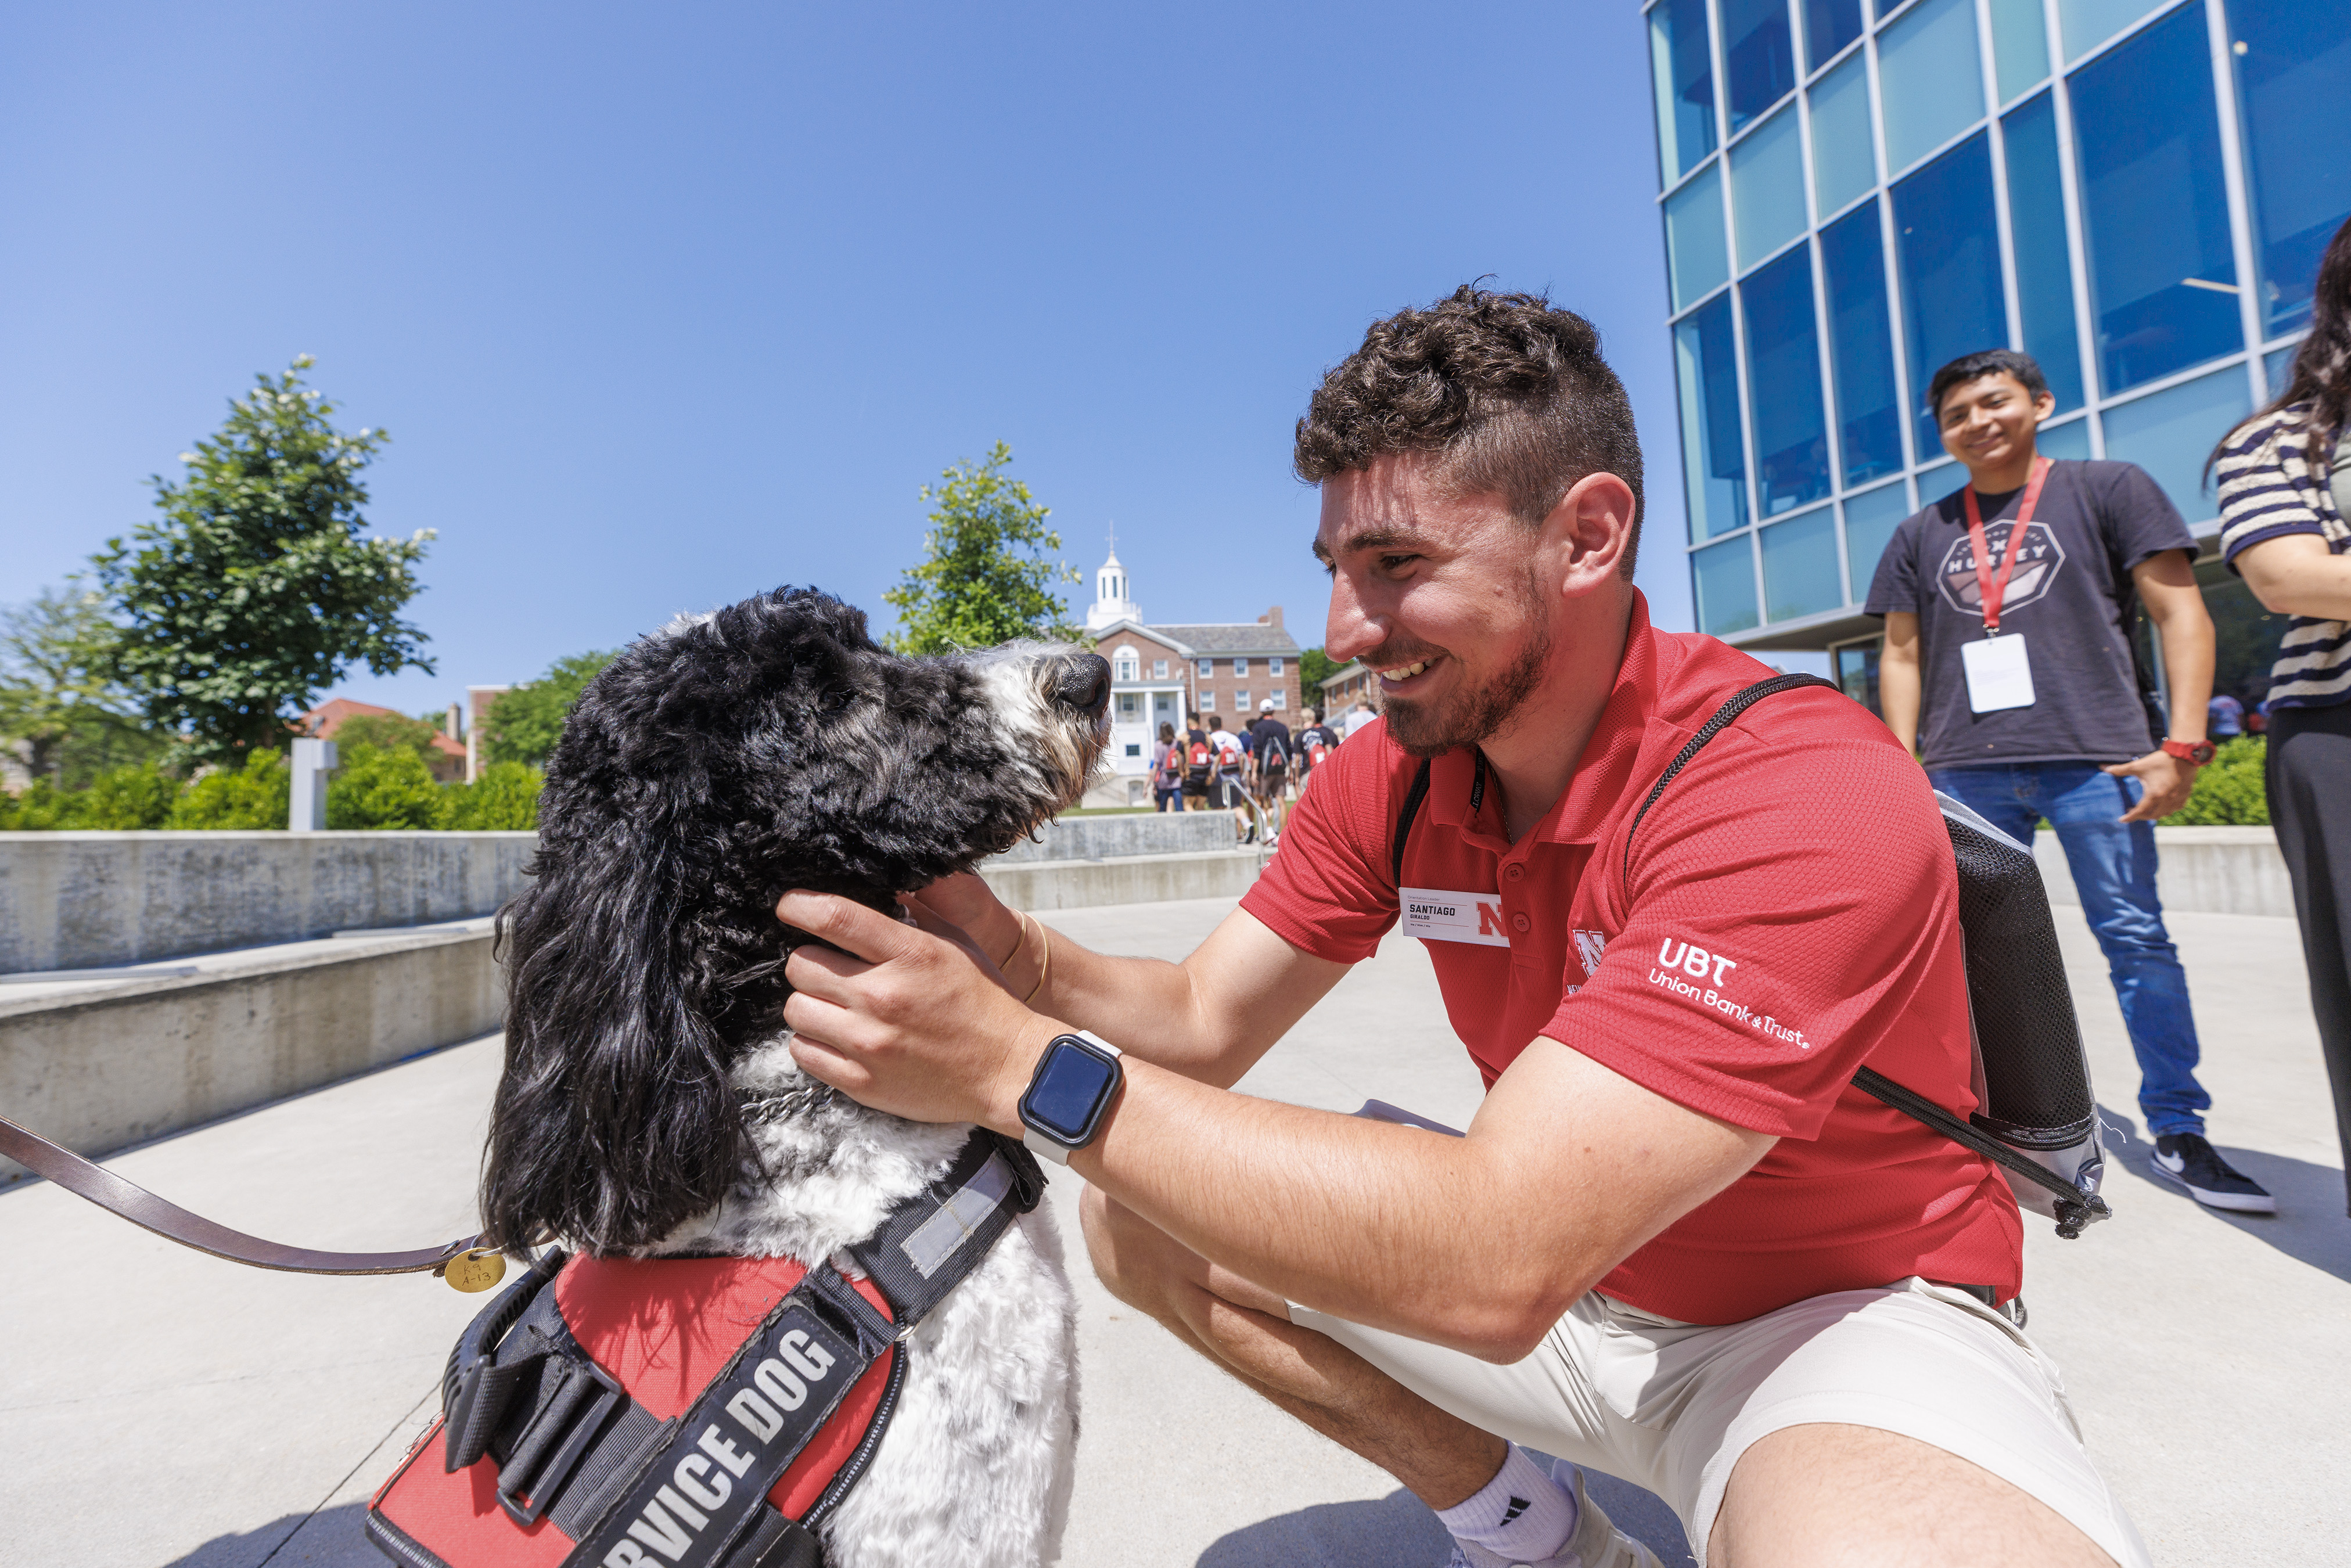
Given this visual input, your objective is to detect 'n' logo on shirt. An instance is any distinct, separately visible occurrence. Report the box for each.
[1572,930,1608,979]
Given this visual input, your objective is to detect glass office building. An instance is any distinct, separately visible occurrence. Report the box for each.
[1647,0,2351,709]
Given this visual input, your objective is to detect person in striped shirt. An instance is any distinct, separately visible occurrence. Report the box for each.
[2214,213,2351,1214]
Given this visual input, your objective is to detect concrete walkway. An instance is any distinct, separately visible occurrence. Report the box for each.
[1,898,2342,1566]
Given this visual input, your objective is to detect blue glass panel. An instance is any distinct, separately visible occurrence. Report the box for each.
[1732,107,1807,269]
[2265,344,2300,399]
[1892,135,2005,454]
[1843,481,1912,595]
[2057,0,2162,63]
[1694,534,1762,635]
[2037,415,2093,461]
[2226,0,2351,339]
[1801,0,1864,71]
[1743,247,1834,516]
[1722,0,1799,135]
[1810,52,1874,217]
[1649,0,1719,182]
[1878,0,1985,175]
[2100,367,2253,523]
[1762,506,1843,620]
[1918,462,1970,504]
[2070,5,2243,394]
[1820,201,1906,487]
[2001,92,2084,412]
[1675,294,1752,541]
[1666,165,1731,311]
[1989,0,2051,101]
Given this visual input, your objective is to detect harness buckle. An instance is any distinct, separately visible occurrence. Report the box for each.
[495,1350,627,1526]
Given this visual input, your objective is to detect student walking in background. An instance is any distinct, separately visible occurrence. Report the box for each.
[1181,710,1213,813]
[1151,721,1186,811]
[1870,348,2273,1214]
[2215,214,2351,1214]
[1293,706,1341,797]
[1246,698,1293,840]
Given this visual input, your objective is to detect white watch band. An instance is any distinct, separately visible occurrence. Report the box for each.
[1022,1031,1120,1166]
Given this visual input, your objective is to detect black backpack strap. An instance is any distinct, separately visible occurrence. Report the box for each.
[1851,1068,2111,1239]
[1617,674,2109,1236]
[1620,674,1839,896]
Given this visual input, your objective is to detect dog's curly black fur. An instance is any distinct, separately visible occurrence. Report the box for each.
[480,587,1108,1256]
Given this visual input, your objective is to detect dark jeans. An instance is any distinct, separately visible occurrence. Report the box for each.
[1929,762,2210,1137]
[1154,785,1184,811]
[2268,701,2351,1213]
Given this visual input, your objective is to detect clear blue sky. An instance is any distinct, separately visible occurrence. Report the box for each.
[1,1,1702,717]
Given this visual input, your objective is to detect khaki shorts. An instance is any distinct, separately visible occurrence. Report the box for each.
[1289,1278,2149,1567]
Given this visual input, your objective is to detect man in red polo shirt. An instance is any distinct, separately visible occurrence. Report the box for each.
[775,288,2147,1567]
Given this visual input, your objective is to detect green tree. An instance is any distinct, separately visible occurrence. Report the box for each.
[448,760,544,830]
[92,358,436,765]
[326,742,450,829]
[77,763,181,829]
[1298,646,1340,704]
[884,443,1082,654]
[0,585,160,785]
[332,710,445,757]
[166,748,293,829]
[480,650,619,767]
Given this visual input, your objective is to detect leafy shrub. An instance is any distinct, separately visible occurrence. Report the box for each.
[481,651,617,767]
[0,779,77,829]
[166,749,293,829]
[2163,736,2268,826]
[447,761,542,830]
[326,742,451,830]
[78,763,180,829]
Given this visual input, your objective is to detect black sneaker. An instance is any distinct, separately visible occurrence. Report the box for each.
[2152,1134,2277,1214]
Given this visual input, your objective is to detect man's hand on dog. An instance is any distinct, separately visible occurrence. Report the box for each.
[778,888,1057,1132]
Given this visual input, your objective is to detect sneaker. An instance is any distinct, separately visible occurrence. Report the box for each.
[2152,1133,2276,1214]
[1442,1466,1667,1568]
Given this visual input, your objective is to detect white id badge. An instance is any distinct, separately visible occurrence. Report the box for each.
[1961,632,2035,713]
[1400,887,1511,947]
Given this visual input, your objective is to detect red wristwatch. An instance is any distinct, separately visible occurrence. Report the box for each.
[2161,738,2216,767]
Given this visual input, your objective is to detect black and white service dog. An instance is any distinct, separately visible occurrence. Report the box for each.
[480,587,1110,1567]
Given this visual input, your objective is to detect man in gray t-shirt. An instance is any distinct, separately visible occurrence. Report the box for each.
[1868,348,2271,1215]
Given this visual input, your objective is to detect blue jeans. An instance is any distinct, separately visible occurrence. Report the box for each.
[1928,762,2210,1137]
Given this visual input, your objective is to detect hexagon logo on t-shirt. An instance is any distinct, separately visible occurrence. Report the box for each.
[1933,520,2067,620]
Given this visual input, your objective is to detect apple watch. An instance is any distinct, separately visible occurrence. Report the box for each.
[2161,738,2216,767]
[1018,1030,1123,1165]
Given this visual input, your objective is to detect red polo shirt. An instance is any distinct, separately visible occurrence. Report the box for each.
[1242,594,2021,1324]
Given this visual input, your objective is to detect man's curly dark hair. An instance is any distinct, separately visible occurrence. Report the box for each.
[1294,284,1645,577]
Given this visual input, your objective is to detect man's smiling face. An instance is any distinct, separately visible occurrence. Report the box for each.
[1315,454,1554,758]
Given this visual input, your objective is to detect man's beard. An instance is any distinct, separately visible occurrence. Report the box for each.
[1381,577,1554,759]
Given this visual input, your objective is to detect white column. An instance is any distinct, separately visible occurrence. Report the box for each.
[289,738,337,832]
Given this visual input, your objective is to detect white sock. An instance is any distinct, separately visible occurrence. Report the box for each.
[1435,1445,1579,1562]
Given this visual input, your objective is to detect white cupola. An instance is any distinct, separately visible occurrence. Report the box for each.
[1085,537,1140,631]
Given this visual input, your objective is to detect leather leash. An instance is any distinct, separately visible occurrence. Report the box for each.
[1,1113,506,1291]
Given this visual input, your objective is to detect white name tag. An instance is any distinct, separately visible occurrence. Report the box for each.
[1961,632,2036,714]
[1401,887,1511,947]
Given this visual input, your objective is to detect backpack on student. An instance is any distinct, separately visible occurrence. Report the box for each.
[1304,729,1331,769]
[1157,740,1187,787]
[1259,728,1289,772]
[1186,734,1213,785]
[1214,734,1242,772]
[1390,673,2110,1239]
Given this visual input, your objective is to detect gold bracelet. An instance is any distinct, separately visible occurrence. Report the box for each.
[1020,921,1053,1006]
[994,910,1035,972]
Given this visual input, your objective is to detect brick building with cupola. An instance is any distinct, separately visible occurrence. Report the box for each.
[1080,546,1302,805]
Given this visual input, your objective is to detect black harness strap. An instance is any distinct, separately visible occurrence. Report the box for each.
[846,1132,1045,1325]
[1387,675,2111,1235]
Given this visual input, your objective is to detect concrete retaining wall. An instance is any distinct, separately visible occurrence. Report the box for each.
[987,812,1238,864]
[0,923,504,1181]
[982,849,1265,911]
[2033,825,2294,919]
[0,832,537,974]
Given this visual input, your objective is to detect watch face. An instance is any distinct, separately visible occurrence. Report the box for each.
[1023,1041,1120,1142]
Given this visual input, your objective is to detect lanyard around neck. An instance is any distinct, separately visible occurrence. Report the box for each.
[1962,456,2051,635]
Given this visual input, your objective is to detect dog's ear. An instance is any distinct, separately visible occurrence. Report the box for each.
[479,825,746,1256]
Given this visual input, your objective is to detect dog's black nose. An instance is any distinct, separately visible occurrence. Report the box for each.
[1053,654,1112,715]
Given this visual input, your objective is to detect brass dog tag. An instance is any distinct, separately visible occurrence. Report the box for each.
[439,1249,507,1293]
